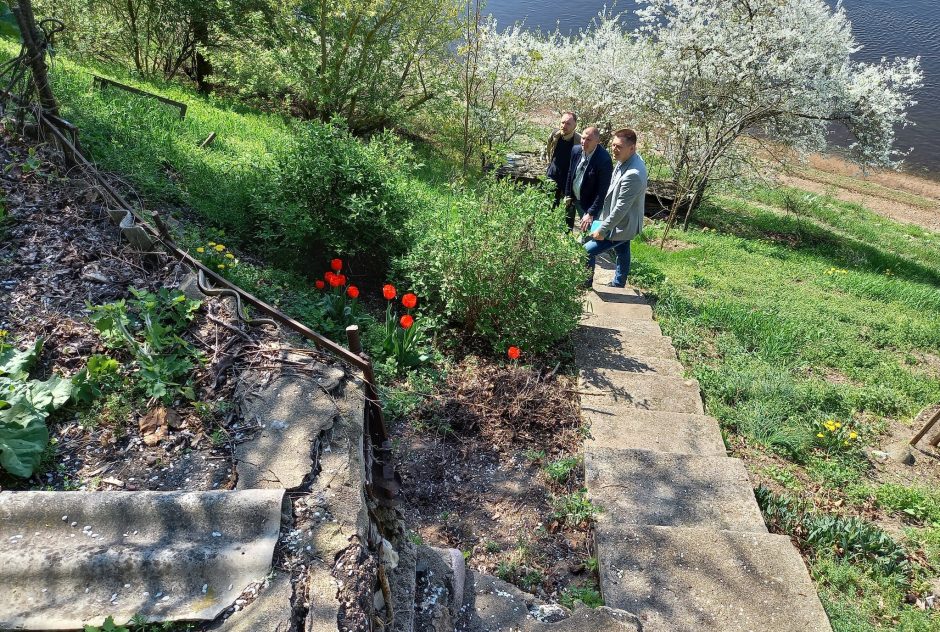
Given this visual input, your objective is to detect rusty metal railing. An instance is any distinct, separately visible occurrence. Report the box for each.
[5,99,400,505]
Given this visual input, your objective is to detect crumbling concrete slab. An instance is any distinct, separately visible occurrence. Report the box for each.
[389,540,417,632]
[0,489,284,630]
[210,572,293,632]
[583,407,727,456]
[578,370,705,413]
[304,382,374,631]
[585,448,766,532]
[306,560,341,632]
[595,524,832,632]
[236,373,339,490]
[414,546,466,632]
[461,572,641,631]
[580,313,664,336]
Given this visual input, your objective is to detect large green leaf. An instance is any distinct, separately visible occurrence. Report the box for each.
[28,374,72,411]
[0,339,42,380]
[0,404,49,478]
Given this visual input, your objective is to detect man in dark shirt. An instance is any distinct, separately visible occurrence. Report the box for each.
[545,111,580,207]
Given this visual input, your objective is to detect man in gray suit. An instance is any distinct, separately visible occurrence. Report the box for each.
[583,128,648,288]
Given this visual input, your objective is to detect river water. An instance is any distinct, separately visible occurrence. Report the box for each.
[486,0,939,176]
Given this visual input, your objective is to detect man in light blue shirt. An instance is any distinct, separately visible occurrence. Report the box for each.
[564,126,613,230]
[584,128,648,288]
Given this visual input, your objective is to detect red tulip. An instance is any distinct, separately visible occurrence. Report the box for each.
[402,293,418,309]
[328,273,343,288]
[315,279,325,290]
[330,258,343,272]
[336,274,347,286]
[382,284,397,300]
[400,314,414,329]
[507,346,521,360]
[346,285,359,299]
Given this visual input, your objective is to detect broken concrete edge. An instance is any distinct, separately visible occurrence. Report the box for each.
[458,570,642,631]
[0,489,285,630]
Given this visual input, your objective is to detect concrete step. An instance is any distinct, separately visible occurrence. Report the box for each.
[594,524,832,632]
[580,313,664,337]
[584,292,654,320]
[575,324,674,354]
[578,370,705,414]
[457,571,642,631]
[576,350,684,378]
[585,448,766,532]
[583,407,726,456]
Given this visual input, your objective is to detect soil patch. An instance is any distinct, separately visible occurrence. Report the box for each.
[778,153,940,233]
[0,124,334,495]
[393,358,596,601]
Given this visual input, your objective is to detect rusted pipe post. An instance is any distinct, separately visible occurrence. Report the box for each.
[198,132,216,149]
[910,407,940,446]
[346,325,363,354]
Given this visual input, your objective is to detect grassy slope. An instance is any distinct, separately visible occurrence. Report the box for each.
[7,38,940,630]
[633,191,940,630]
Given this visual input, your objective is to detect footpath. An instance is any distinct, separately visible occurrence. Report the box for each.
[577,257,833,631]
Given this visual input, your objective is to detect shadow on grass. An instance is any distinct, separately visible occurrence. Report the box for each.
[696,201,940,288]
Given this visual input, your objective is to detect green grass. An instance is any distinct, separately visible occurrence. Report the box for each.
[634,188,940,629]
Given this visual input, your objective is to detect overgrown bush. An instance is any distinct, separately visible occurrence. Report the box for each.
[255,123,417,267]
[399,179,584,354]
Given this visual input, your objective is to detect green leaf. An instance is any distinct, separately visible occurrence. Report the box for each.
[27,374,72,411]
[0,404,49,477]
[0,339,42,380]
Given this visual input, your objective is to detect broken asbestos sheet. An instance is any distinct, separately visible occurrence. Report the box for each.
[0,489,285,630]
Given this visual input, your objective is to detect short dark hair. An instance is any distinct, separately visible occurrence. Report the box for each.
[562,111,578,123]
[613,128,637,146]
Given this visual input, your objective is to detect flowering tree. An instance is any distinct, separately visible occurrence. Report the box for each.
[633,0,923,230]
[458,7,544,170]
[533,11,653,135]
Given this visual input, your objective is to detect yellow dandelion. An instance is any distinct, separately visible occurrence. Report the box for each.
[208,241,216,247]
[217,263,226,270]
[849,431,858,439]
[835,422,842,428]
[215,244,225,252]
[0,329,7,337]
[817,433,825,438]
[196,247,205,253]
[225,253,235,259]
[843,441,849,446]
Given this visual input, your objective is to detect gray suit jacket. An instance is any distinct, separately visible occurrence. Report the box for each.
[596,152,648,242]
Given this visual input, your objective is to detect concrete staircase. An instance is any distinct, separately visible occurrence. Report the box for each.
[578,263,833,632]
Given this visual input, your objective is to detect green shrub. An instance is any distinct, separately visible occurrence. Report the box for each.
[543,455,582,485]
[257,123,416,268]
[559,585,604,609]
[756,485,911,584]
[399,179,585,354]
[89,288,202,403]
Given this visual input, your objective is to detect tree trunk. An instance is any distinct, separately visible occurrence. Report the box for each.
[10,0,58,115]
[193,19,213,93]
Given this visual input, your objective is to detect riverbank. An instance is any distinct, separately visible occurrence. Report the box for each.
[780,153,940,233]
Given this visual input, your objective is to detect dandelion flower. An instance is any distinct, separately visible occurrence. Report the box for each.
[817,433,825,438]
[208,241,216,247]
[196,247,205,253]
[215,244,225,252]
[849,431,858,439]
[225,253,235,259]
[218,264,226,270]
